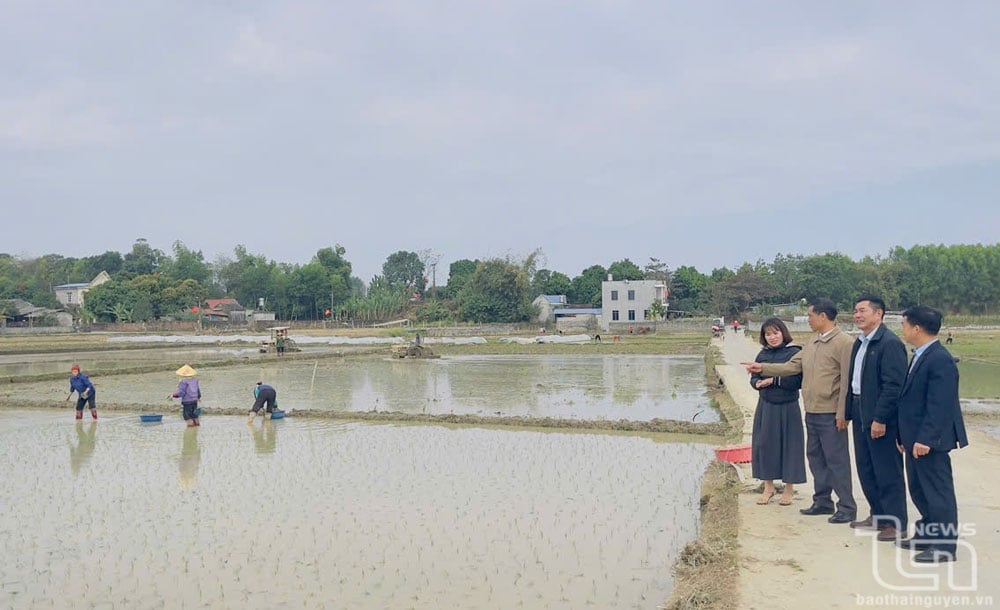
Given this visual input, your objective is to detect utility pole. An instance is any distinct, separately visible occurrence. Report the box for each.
[418,249,441,299]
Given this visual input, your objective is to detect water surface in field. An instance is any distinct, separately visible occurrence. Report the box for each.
[957,360,1000,400]
[1,355,716,423]
[0,347,265,377]
[0,410,713,609]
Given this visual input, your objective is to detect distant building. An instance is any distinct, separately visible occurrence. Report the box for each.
[53,271,111,308]
[203,298,247,323]
[600,275,668,331]
[532,294,567,323]
[2,298,72,327]
[552,306,602,332]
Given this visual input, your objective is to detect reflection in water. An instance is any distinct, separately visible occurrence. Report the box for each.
[69,421,97,476]
[178,427,200,490]
[3,412,715,608]
[251,421,277,454]
[6,355,717,423]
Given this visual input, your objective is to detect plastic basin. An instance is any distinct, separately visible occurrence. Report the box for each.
[714,444,752,463]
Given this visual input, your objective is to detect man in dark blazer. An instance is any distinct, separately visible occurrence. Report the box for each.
[897,305,969,563]
[845,297,908,542]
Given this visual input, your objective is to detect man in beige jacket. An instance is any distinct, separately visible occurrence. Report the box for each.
[744,298,857,523]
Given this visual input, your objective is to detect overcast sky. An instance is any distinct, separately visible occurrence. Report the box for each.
[3,1,998,283]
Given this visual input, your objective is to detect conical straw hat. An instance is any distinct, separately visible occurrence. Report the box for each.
[175,364,198,377]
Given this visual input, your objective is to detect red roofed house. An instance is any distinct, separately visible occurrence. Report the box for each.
[202,298,246,322]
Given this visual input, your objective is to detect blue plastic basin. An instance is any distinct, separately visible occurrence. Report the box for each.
[270,410,285,420]
[140,414,163,423]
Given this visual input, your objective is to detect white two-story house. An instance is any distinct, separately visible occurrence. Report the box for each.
[600,275,668,331]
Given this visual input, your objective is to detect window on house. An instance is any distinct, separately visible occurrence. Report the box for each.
[611,290,618,301]
[643,309,649,319]
[67,292,72,303]
[612,310,619,321]
[628,310,636,321]
[627,290,635,300]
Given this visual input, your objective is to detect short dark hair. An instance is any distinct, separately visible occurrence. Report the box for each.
[855,295,886,315]
[759,317,793,347]
[808,297,838,322]
[902,305,943,335]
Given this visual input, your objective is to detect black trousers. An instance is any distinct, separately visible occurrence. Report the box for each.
[182,401,199,421]
[906,449,959,553]
[851,397,907,530]
[76,392,96,410]
[252,387,277,413]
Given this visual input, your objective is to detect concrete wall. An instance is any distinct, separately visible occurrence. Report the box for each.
[556,314,598,332]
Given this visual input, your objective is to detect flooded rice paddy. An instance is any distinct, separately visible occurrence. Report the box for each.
[0,347,263,378]
[0,410,714,609]
[1,355,716,423]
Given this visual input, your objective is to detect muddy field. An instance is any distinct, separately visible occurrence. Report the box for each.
[0,410,714,609]
[2,355,717,424]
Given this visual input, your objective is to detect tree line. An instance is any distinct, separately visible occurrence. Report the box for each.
[1,240,997,324]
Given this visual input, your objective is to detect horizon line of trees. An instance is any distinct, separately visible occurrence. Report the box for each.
[2,239,998,324]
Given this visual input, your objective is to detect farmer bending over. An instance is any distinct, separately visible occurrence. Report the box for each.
[248,382,278,424]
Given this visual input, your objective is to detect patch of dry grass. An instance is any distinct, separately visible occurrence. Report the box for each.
[662,459,741,609]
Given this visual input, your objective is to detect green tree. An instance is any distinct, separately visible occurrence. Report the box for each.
[121,239,164,277]
[445,259,478,299]
[80,250,123,278]
[127,274,163,320]
[382,251,426,293]
[669,265,709,313]
[648,298,667,320]
[797,253,860,308]
[569,265,607,306]
[768,254,803,303]
[164,241,211,284]
[709,265,776,318]
[216,246,282,315]
[643,257,670,282]
[288,262,331,319]
[0,299,16,319]
[83,280,144,322]
[607,259,644,281]
[458,259,532,322]
[530,269,573,298]
[161,279,207,315]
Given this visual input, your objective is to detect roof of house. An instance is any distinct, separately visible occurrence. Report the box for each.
[538,295,567,304]
[205,298,242,310]
[53,282,90,289]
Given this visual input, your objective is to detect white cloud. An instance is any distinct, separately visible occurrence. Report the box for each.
[226,18,334,79]
[0,86,124,150]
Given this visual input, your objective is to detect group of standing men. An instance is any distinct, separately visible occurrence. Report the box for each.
[745,296,968,563]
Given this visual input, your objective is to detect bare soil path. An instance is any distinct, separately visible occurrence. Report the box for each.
[715,332,1000,609]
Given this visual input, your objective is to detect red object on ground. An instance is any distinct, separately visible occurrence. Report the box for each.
[714,444,752,463]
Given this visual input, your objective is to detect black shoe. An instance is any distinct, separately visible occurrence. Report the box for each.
[828,511,856,524]
[896,538,932,551]
[914,549,955,563]
[800,504,836,516]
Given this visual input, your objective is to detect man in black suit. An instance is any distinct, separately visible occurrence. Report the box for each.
[845,297,908,542]
[897,305,969,563]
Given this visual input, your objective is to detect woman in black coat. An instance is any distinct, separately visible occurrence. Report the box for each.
[750,318,807,505]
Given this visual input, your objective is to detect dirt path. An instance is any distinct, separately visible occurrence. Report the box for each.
[715,332,1000,609]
